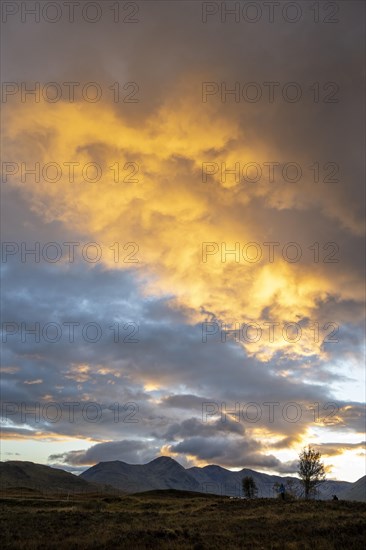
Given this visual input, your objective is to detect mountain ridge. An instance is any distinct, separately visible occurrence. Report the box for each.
[1,458,363,501]
[80,456,356,500]
[0,460,98,493]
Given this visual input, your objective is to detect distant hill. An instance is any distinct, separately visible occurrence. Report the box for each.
[80,456,351,499]
[339,475,366,502]
[80,457,200,494]
[1,458,357,500]
[0,461,98,494]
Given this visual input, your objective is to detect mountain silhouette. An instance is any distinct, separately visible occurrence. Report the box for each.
[80,456,353,499]
[2,458,361,500]
[0,461,96,493]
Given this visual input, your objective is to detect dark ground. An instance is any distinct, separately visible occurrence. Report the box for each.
[1,489,365,549]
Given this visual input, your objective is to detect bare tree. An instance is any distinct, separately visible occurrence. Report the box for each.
[242,476,258,499]
[298,446,326,499]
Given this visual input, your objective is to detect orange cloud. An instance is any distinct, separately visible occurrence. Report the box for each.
[3,92,362,361]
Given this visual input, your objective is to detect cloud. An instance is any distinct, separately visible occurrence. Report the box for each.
[1,1,364,480]
[165,435,299,471]
[3,1,365,363]
[158,417,244,441]
[161,394,211,411]
[49,439,160,466]
[316,441,366,457]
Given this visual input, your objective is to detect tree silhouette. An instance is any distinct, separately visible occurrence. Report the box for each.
[298,445,326,499]
[242,475,258,499]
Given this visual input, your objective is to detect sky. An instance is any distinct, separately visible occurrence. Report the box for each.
[1,0,365,483]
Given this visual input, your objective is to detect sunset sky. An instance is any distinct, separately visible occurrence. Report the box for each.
[1,1,365,482]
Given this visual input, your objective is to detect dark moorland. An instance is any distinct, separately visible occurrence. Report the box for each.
[1,489,365,549]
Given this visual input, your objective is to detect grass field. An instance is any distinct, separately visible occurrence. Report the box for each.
[1,489,365,549]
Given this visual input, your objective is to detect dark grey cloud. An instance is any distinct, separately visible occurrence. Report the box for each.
[161,394,212,411]
[166,435,296,471]
[158,416,244,441]
[49,439,159,466]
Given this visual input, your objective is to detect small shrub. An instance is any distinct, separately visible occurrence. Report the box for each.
[79,499,105,511]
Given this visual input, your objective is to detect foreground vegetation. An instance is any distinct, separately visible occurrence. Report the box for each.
[1,488,365,549]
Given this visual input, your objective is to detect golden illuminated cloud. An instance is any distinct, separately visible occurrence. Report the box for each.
[3,91,363,361]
